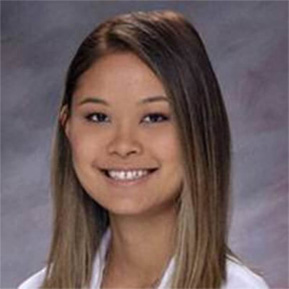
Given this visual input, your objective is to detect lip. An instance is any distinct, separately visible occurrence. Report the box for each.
[100,167,158,172]
[100,168,159,187]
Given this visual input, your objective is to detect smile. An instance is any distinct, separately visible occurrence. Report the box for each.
[100,168,158,186]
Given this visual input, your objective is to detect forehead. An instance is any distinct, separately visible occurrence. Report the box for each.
[73,52,167,104]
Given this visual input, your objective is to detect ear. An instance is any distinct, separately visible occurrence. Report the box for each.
[59,105,70,138]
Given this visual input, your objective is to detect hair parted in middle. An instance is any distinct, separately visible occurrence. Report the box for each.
[42,10,233,289]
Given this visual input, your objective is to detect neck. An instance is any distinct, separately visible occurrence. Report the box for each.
[104,206,177,288]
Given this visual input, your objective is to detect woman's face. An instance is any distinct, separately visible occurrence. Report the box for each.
[64,52,184,216]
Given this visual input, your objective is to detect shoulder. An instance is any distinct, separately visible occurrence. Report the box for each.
[224,257,269,289]
[18,267,46,289]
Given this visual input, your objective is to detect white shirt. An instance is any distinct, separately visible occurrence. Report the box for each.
[18,230,269,289]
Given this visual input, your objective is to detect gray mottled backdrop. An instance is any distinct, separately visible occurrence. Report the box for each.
[1,1,288,288]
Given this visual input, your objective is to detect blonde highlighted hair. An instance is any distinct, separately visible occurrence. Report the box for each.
[42,10,233,288]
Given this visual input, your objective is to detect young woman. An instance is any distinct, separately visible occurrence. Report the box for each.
[19,10,269,289]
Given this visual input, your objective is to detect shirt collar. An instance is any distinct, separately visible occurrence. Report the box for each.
[89,228,175,289]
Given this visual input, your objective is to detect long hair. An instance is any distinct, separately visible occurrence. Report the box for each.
[41,10,232,288]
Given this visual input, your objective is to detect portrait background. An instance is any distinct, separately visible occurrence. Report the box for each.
[1,1,288,288]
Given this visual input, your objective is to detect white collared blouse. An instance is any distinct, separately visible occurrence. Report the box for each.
[18,229,269,289]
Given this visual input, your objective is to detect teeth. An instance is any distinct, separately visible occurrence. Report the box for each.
[107,170,150,181]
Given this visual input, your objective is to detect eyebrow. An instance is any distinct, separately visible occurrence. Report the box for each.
[77,95,170,106]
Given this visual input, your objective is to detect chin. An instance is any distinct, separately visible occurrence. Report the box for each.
[97,196,178,219]
[97,199,152,217]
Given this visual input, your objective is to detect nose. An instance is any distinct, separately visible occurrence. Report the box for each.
[107,127,143,158]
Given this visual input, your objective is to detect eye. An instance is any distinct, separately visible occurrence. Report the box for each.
[142,113,170,124]
[85,112,109,123]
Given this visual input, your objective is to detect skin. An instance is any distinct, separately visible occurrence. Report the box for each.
[62,52,184,288]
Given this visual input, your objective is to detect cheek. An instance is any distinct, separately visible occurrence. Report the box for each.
[149,129,182,162]
[68,126,103,165]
